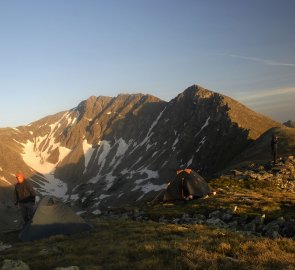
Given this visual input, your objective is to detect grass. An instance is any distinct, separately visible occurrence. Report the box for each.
[1,219,295,270]
[1,174,295,269]
[205,175,295,219]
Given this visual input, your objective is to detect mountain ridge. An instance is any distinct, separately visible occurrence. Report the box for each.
[0,85,287,211]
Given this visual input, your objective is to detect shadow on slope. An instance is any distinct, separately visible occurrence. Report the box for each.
[228,126,295,169]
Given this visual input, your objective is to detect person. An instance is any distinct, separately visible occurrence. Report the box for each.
[14,173,36,225]
[271,134,278,164]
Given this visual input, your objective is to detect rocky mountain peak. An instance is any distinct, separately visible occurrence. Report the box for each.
[75,96,112,120]
[176,85,215,101]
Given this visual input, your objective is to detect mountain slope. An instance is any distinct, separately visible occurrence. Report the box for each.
[228,126,295,168]
[0,85,283,211]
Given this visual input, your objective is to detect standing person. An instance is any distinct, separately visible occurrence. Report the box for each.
[271,135,278,164]
[14,173,36,225]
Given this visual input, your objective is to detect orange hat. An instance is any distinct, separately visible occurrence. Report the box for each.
[15,173,25,180]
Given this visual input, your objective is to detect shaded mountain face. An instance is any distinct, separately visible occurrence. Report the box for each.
[0,85,281,211]
[228,126,295,169]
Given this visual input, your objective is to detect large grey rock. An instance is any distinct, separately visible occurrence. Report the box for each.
[205,218,228,228]
[208,210,222,219]
[265,230,281,239]
[192,214,206,224]
[221,211,233,222]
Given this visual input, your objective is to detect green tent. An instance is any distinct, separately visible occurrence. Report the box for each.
[19,196,92,241]
[163,169,212,201]
[0,205,22,233]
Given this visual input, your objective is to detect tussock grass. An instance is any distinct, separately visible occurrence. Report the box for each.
[205,176,295,219]
[1,219,295,270]
[1,171,295,269]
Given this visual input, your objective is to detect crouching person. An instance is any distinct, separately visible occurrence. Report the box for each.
[14,173,36,225]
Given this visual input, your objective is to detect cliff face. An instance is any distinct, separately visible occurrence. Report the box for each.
[0,85,282,210]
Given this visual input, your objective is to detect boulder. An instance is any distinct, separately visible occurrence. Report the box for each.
[205,218,228,228]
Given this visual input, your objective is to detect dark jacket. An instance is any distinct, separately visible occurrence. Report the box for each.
[271,136,278,150]
[14,179,36,205]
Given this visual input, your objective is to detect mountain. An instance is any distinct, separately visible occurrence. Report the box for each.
[228,126,295,168]
[0,85,282,211]
[283,120,295,128]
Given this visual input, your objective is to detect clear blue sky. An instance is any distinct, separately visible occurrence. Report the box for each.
[0,0,294,127]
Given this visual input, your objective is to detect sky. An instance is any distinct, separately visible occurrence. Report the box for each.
[0,0,294,127]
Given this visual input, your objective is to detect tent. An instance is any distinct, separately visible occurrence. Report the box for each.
[19,196,92,241]
[0,205,23,233]
[161,169,212,202]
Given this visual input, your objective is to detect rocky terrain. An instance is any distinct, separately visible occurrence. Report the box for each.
[88,157,295,239]
[1,155,295,270]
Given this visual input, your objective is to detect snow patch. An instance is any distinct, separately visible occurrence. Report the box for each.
[172,136,179,150]
[92,209,102,215]
[69,194,79,201]
[139,108,166,146]
[32,173,68,200]
[21,137,71,175]
[132,169,159,185]
[82,140,95,174]
[92,194,111,207]
[104,173,116,190]
[0,177,12,186]
[99,194,111,200]
[130,108,166,156]
[71,117,77,125]
[134,182,166,201]
[76,211,86,215]
[12,128,20,132]
[96,140,112,173]
[187,157,194,167]
[151,151,158,158]
[195,136,207,154]
[109,138,130,168]
[195,116,210,137]
[127,169,160,194]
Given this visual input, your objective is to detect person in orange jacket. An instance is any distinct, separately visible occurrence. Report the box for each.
[14,173,36,225]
